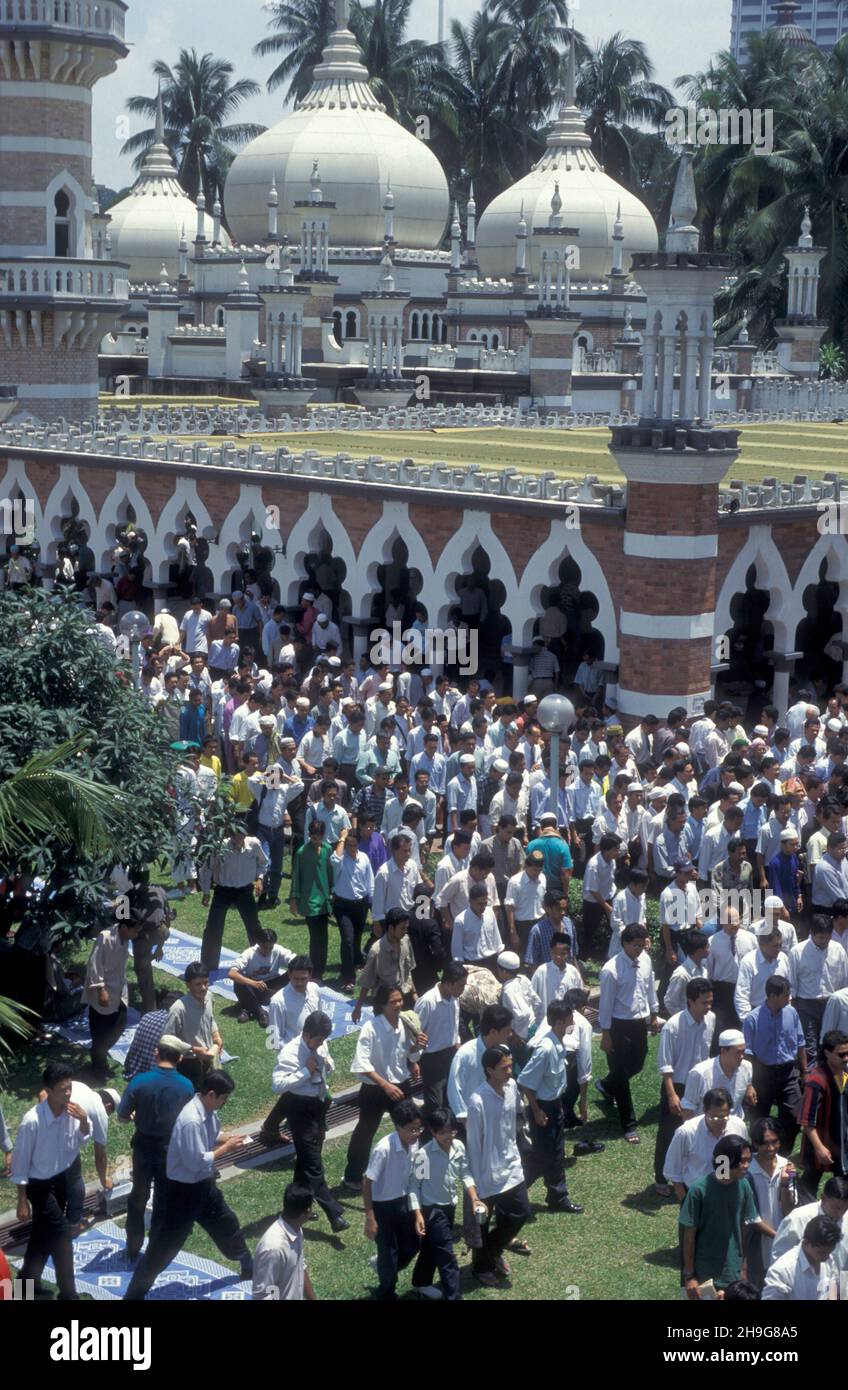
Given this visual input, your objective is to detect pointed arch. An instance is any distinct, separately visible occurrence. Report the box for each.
[282,495,359,609]
[714,526,796,653]
[791,531,848,644]
[352,501,435,621]
[212,485,269,593]
[94,476,157,573]
[432,511,518,630]
[0,458,45,551]
[155,482,215,587]
[514,520,619,658]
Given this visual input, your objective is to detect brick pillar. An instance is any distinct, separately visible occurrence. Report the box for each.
[525,310,581,407]
[609,421,740,722]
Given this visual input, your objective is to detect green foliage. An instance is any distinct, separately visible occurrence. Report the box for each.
[0,589,187,946]
[820,341,847,381]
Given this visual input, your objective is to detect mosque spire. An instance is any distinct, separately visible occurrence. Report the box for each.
[154,80,165,144]
[665,146,700,254]
[799,205,813,248]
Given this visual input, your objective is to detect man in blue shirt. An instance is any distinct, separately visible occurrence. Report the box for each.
[743,975,807,1154]
[117,1035,194,1260]
[518,1000,584,1214]
[525,892,578,967]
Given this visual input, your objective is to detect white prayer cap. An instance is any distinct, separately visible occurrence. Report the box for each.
[649,786,669,801]
[497,951,521,972]
[627,782,644,794]
[674,742,690,755]
[492,758,509,773]
[421,667,432,676]
[328,656,341,667]
[459,722,474,737]
[158,606,171,615]
[523,693,538,704]
[378,680,393,691]
[259,715,275,727]
[302,591,315,601]
[726,782,745,795]
[718,1029,745,1048]
[753,725,769,738]
[827,718,843,732]
[539,812,558,825]
[459,753,475,765]
[296,696,310,708]
[779,829,798,842]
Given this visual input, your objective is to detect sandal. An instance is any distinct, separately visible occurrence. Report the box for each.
[624,1131,641,1144]
[507,1239,532,1255]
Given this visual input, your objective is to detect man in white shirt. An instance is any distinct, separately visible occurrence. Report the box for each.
[653,978,715,1195]
[762,1215,842,1300]
[363,1098,424,1300]
[532,932,582,1013]
[596,924,660,1141]
[266,1011,348,1233]
[664,931,711,1018]
[663,1088,749,1198]
[124,1070,251,1300]
[466,1045,532,1287]
[769,1174,848,1268]
[789,914,848,1054]
[343,985,422,1187]
[179,597,212,656]
[446,1005,514,1124]
[451,882,504,965]
[734,924,790,1021]
[607,872,649,958]
[416,962,468,1113]
[12,1062,92,1300]
[503,852,547,961]
[227,927,294,1025]
[682,1028,755,1120]
[252,1183,317,1300]
[707,906,757,1036]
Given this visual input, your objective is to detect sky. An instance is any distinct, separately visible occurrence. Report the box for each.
[94,0,733,190]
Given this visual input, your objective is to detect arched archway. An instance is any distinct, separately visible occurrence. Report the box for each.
[716,562,775,700]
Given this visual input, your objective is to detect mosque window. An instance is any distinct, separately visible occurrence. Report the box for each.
[54,189,73,258]
[345,309,359,339]
[332,310,343,345]
[215,306,226,328]
[421,312,430,338]
[410,313,419,339]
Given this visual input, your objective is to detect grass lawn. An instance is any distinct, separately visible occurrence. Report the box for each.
[162,421,848,488]
[0,874,737,1300]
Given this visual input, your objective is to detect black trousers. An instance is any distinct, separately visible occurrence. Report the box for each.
[473,1182,532,1275]
[562,1056,580,1125]
[124,1176,249,1300]
[201,885,261,969]
[305,913,329,979]
[286,1094,344,1224]
[89,1003,127,1077]
[750,1059,802,1154]
[709,981,741,1054]
[232,974,286,1020]
[412,1203,460,1300]
[795,998,827,1059]
[257,826,285,902]
[126,1134,167,1258]
[420,1046,458,1116]
[524,1098,570,1207]
[333,895,369,984]
[654,1081,686,1184]
[132,934,159,1016]
[603,1018,649,1133]
[373,1196,420,1299]
[344,1080,412,1185]
[581,901,608,957]
[20,1158,81,1300]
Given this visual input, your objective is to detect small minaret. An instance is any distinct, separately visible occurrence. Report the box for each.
[361,244,410,384]
[146,260,182,380]
[268,175,279,242]
[212,188,222,248]
[466,182,477,246]
[607,144,740,724]
[524,188,581,407]
[295,160,334,276]
[194,189,208,261]
[513,201,529,293]
[383,177,395,245]
[177,225,189,291]
[450,201,462,271]
[611,201,625,278]
[224,258,263,381]
[774,207,827,376]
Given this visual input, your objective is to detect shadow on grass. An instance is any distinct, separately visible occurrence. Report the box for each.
[621,1185,679,1217]
[643,1245,682,1269]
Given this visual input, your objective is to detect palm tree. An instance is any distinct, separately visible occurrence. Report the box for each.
[348,0,450,127]
[486,0,571,174]
[122,51,265,207]
[254,0,337,100]
[420,10,523,205]
[0,995,36,1077]
[575,33,674,190]
[0,740,120,860]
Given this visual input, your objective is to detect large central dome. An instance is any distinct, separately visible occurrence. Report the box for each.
[476,46,658,283]
[224,4,450,249]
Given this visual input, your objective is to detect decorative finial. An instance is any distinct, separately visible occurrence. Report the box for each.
[383,176,394,210]
[799,205,813,248]
[179,224,187,250]
[154,80,165,144]
[159,263,170,288]
[665,146,699,253]
[196,189,206,210]
[239,259,249,290]
[549,181,563,228]
[467,181,476,215]
[334,0,350,29]
[517,199,527,236]
[451,201,461,237]
[379,244,395,292]
[310,159,322,204]
[622,305,635,341]
[738,310,750,344]
[565,21,576,107]
[268,174,278,207]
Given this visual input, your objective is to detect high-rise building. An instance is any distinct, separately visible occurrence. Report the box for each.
[0,0,131,423]
[731,0,848,57]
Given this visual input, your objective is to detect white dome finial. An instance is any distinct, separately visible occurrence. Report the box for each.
[268,174,278,207]
[239,259,249,289]
[310,160,322,204]
[549,181,563,228]
[799,205,813,247]
[383,176,394,210]
[159,262,170,288]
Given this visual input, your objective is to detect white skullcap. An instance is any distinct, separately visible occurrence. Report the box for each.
[492,758,509,773]
[497,951,520,972]
[718,1030,745,1048]
[779,829,797,841]
[627,782,644,794]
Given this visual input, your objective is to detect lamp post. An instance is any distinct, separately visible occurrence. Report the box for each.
[536,692,575,819]
[119,609,150,690]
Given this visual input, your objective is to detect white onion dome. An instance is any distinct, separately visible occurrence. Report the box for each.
[476,42,657,283]
[224,1,449,249]
[108,91,229,282]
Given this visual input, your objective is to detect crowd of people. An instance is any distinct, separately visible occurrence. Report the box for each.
[4,578,848,1302]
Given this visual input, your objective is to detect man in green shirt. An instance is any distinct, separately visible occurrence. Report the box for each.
[680,1133,770,1297]
[291,820,333,982]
